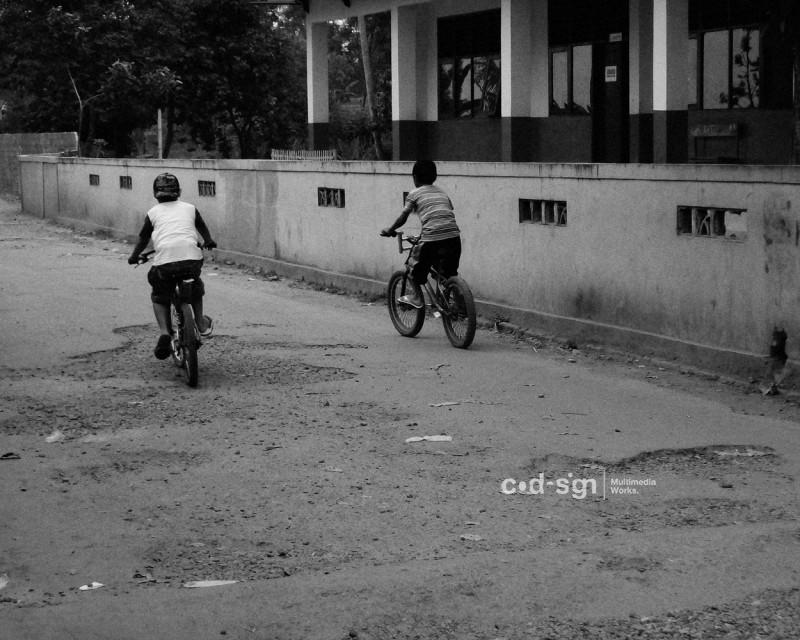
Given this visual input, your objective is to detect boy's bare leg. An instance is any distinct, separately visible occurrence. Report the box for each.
[153,303,171,335]
[192,300,211,333]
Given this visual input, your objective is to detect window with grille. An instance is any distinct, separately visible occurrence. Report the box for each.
[89,174,100,186]
[198,180,216,197]
[519,199,567,226]
[676,206,747,240]
[119,175,132,189]
[318,187,345,208]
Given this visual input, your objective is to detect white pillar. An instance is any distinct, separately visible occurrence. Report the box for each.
[391,3,435,159]
[306,20,329,126]
[653,0,688,113]
[629,0,654,161]
[529,0,549,118]
[501,0,531,118]
[629,0,653,117]
[652,0,689,162]
[417,3,437,123]
[391,4,417,122]
[500,0,548,118]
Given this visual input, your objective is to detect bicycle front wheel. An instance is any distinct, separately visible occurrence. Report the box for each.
[387,270,425,337]
[180,302,199,387]
[441,276,476,349]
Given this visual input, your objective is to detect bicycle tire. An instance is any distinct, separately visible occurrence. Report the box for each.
[441,276,476,349]
[180,302,199,387]
[387,270,425,337]
[170,303,185,368]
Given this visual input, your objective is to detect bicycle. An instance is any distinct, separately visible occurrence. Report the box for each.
[135,249,208,387]
[381,231,476,349]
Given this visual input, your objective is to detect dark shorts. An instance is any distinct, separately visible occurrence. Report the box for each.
[147,259,205,305]
[411,236,461,285]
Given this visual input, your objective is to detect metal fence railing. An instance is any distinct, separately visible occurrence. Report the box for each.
[270,149,338,161]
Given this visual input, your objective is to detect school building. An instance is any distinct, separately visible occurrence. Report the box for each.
[305,0,797,164]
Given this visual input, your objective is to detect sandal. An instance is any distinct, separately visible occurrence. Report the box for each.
[199,315,214,338]
[154,334,172,360]
[397,295,423,309]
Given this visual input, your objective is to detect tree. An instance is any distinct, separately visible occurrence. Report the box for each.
[0,0,308,158]
[328,13,391,160]
[357,13,387,159]
[168,0,306,158]
[0,1,141,153]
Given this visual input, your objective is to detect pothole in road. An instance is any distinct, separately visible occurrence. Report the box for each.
[253,340,369,350]
[590,496,792,532]
[529,445,779,477]
[526,446,791,531]
[596,554,663,572]
[609,445,779,474]
[142,537,296,584]
[51,449,211,483]
[0,327,357,437]
[58,326,357,386]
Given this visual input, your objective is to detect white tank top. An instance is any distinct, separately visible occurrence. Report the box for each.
[147,200,203,266]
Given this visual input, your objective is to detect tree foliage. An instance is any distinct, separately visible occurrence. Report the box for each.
[0,0,307,158]
[327,12,391,160]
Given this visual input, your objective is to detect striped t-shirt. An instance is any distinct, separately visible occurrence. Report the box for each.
[403,184,460,242]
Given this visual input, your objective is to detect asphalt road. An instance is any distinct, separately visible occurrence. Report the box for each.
[1,197,799,640]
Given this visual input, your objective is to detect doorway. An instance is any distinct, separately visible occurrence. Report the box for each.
[592,39,629,162]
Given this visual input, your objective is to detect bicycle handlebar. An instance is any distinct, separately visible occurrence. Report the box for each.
[133,243,215,266]
[135,250,156,265]
[380,230,419,254]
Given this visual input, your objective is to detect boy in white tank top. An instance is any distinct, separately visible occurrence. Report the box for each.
[128,173,217,359]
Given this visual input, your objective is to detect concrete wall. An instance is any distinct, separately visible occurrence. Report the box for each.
[19,155,800,373]
[0,132,77,195]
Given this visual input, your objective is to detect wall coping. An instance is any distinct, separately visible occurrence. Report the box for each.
[17,155,800,184]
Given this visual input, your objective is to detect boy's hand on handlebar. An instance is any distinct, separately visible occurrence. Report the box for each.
[380,228,397,237]
[130,250,154,266]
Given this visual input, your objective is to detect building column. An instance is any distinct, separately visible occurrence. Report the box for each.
[306,20,330,150]
[652,0,688,163]
[500,0,547,162]
[391,3,433,161]
[629,0,654,162]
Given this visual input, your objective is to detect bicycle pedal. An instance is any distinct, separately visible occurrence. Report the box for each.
[433,311,441,318]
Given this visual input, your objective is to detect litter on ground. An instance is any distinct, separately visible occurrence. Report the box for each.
[45,430,65,443]
[183,580,239,588]
[405,435,453,444]
[460,533,483,542]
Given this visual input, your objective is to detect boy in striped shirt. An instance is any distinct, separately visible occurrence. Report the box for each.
[381,160,461,308]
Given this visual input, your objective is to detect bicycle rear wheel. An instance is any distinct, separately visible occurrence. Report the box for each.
[387,270,425,337]
[170,303,185,368]
[179,302,199,387]
[441,276,476,349]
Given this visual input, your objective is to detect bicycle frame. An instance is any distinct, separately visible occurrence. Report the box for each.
[170,279,199,341]
[396,233,451,318]
[170,278,197,332]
